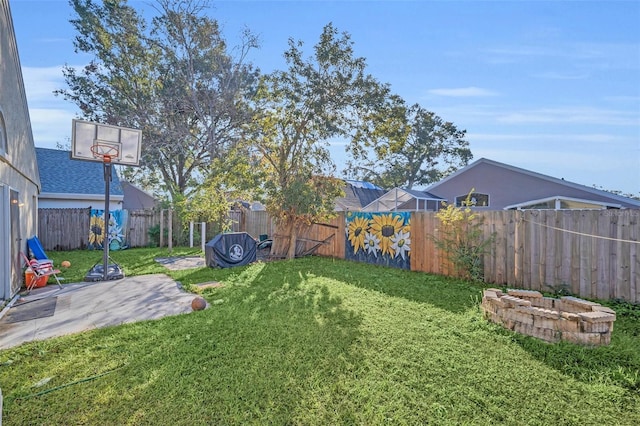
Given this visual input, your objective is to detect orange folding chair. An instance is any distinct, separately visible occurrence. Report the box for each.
[20,252,64,293]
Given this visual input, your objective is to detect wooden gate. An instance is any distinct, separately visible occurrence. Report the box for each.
[126,209,160,247]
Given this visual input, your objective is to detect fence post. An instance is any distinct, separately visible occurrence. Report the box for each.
[514,211,523,287]
[168,208,173,253]
[201,222,206,252]
[159,210,165,248]
[189,221,194,248]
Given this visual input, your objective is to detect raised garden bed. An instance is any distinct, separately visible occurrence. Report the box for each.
[481,289,616,346]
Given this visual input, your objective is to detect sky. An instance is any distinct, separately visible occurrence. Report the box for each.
[8,0,640,195]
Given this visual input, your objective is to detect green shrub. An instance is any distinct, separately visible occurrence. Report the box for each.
[433,189,493,281]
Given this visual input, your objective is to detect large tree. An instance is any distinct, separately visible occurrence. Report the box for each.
[250,23,392,258]
[57,0,259,201]
[346,103,473,189]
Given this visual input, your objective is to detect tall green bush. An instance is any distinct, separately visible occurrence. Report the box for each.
[433,190,492,281]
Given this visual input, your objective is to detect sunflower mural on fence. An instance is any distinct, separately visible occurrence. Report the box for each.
[89,214,106,247]
[88,209,126,250]
[345,211,410,269]
[347,214,369,252]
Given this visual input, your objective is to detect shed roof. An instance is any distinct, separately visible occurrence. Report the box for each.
[35,147,123,197]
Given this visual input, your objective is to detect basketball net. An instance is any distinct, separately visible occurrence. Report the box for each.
[90,144,119,164]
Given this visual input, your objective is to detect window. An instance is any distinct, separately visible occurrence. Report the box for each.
[455,192,489,207]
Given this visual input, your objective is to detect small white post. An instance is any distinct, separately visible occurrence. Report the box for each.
[159,209,165,247]
[201,222,206,252]
[168,208,173,253]
[189,221,194,248]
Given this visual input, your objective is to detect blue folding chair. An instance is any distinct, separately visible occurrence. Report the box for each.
[26,236,49,261]
[24,236,64,292]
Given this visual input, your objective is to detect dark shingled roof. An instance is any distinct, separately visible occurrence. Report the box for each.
[120,181,157,209]
[35,147,124,196]
[335,181,386,211]
[352,186,387,207]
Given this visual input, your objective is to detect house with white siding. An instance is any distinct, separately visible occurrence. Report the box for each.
[35,147,124,210]
[0,0,41,300]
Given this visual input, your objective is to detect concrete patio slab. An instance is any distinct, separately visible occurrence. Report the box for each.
[0,274,199,350]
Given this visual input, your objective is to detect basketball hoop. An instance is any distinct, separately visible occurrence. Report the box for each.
[91,143,120,163]
[71,120,141,166]
[70,119,141,282]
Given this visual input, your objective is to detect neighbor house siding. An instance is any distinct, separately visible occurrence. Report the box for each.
[35,147,125,210]
[0,0,41,299]
[427,159,640,210]
[38,195,123,210]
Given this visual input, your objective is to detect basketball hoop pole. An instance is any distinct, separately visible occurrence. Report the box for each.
[72,120,142,282]
[102,155,112,281]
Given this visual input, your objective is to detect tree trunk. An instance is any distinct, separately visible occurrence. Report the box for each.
[286,221,298,259]
[269,220,297,259]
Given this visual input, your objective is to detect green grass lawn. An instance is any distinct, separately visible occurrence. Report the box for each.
[1,248,639,425]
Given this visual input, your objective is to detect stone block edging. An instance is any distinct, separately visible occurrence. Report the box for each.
[481,289,616,346]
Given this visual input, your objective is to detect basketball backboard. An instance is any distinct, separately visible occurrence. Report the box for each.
[71,119,142,166]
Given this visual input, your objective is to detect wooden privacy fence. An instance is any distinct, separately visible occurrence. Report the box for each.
[37,208,274,250]
[302,217,345,259]
[268,216,345,259]
[287,209,638,303]
[126,209,161,247]
[487,209,638,302]
[38,208,164,250]
[38,208,276,251]
[38,208,91,251]
[229,210,277,240]
[37,207,639,302]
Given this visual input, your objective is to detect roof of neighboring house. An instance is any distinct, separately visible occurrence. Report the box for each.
[120,181,158,210]
[425,158,640,209]
[344,179,383,190]
[35,147,124,197]
[335,181,387,211]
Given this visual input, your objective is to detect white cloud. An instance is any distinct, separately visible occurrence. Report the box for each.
[430,104,640,127]
[21,66,66,101]
[532,71,588,80]
[482,42,640,70]
[467,133,636,145]
[21,66,81,147]
[22,65,87,108]
[29,108,76,147]
[604,95,640,103]
[427,87,499,98]
[496,107,639,126]
[418,103,640,129]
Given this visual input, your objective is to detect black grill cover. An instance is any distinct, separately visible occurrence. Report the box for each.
[205,232,257,268]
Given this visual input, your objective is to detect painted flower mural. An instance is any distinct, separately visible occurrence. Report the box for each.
[370,213,406,257]
[364,232,381,257]
[345,211,410,269]
[88,209,126,250]
[391,229,411,260]
[89,214,105,247]
[347,215,370,252]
